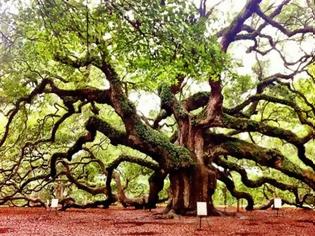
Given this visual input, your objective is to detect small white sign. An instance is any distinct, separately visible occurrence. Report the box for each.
[274,198,282,209]
[51,198,59,208]
[197,202,207,216]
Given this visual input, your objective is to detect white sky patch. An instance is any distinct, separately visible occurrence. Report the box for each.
[247,166,263,177]
[72,150,86,159]
[129,92,161,117]
[229,41,256,75]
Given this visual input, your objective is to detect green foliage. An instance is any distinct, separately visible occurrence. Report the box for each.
[223,73,255,107]
[10,0,228,92]
[98,0,226,89]
[276,2,311,29]
[119,162,151,198]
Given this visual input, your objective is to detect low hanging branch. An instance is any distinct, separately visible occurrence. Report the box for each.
[216,169,254,210]
[106,155,162,209]
[215,158,299,193]
[206,133,315,190]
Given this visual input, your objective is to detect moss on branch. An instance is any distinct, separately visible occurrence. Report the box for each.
[107,155,159,171]
[159,85,187,120]
[222,114,303,145]
[207,133,315,190]
[222,114,315,170]
[87,116,194,170]
[214,158,299,194]
[134,122,193,169]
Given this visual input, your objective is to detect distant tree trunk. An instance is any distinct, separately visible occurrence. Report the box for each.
[55,180,64,200]
[146,171,167,209]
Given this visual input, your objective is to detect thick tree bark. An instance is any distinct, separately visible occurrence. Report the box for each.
[166,126,218,215]
[168,165,217,215]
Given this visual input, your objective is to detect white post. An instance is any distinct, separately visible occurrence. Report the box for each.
[196,202,207,229]
[274,198,282,216]
[51,198,59,211]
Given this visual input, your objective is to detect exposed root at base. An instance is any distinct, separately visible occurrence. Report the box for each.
[212,209,237,217]
[153,209,179,219]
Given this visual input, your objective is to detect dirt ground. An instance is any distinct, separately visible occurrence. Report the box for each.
[0,206,314,235]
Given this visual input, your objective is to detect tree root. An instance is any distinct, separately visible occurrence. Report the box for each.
[211,208,237,217]
[153,209,180,219]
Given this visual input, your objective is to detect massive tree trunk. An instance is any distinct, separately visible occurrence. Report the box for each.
[159,0,266,215]
[167,126,218,215]
[169,165,217,215]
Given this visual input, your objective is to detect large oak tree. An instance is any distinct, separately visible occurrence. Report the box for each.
[0,0,315,215]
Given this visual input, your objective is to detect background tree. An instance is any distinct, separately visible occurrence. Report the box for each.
[0,0,315,215]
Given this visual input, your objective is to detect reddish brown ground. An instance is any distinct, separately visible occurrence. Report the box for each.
[0,206,314,235]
